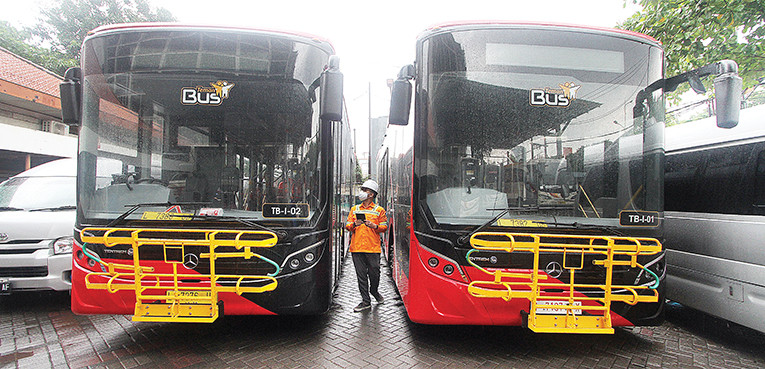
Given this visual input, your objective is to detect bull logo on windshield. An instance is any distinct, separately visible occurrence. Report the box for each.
[211,80,235,99]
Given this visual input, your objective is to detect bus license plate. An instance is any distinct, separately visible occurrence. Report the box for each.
[0,278,10,295]
[497,219,547,227]
[262,203,309,218]
[166,290,211,304]
[535,300,582,315]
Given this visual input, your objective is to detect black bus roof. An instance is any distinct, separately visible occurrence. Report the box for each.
[86,22,336,54]
[418,21,662,48]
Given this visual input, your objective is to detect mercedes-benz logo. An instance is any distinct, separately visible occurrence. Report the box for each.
[545,261,563,279]
[183,253,199,270]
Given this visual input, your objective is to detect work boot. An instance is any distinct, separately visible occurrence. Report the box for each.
[353,301,371,312]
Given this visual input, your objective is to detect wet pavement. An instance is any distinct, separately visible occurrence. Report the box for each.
[1,256,764,368]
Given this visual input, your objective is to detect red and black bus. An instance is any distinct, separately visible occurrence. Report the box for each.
[60,23,356,322]
[380,22,741,333]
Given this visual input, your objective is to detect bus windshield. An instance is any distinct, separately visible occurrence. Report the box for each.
[77,29,330,225]
[419,27,664,227]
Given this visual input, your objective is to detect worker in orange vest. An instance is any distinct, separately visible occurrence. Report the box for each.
[345,179,388,312]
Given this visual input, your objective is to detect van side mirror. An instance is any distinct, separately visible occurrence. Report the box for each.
[713,64,742,128]
[60,67,82,125]
[320,56,343,121]
[389,64,415,126]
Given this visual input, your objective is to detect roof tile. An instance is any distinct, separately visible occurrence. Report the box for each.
[0,47,62,97]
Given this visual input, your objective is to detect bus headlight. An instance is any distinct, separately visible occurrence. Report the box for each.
[304,252,315,263]
[52,236,74,255]
[289,258,301,269]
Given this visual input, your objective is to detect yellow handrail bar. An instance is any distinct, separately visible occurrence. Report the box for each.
[467,231,662,334]
[79,227,280,323]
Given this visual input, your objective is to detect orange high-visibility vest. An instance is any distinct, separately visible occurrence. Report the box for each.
[345,202,388,253]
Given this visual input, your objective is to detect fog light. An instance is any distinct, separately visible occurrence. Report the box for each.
[289,259,300,269]
[87,259,96,267]
[428,257,439,268]
[304,253,315,263]
[443,264,454,275]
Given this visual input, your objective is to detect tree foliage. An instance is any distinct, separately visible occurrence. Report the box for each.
[355,161,364,184]
[0,0,175,75]
[34,0,176,61]
[619,0,765,91]
[0,21,76,75]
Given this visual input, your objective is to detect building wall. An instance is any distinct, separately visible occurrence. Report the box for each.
[0,103,77,181]
[0,47,73,181]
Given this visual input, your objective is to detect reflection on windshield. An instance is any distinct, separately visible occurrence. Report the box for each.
[0,177,76,210]
[78,30,328,225]
[421,29,664,226]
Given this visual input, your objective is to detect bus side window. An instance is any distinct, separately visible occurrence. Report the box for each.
[702,145,750,214]
[665,151,706,212]
[755,149,765,215]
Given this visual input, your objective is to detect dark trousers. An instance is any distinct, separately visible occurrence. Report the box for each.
[352,252,381,304]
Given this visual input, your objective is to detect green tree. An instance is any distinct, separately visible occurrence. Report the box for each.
[0,21,75,75]
[33,0,176,62]
[1,0,175,75]
[355,161,364,184]
[619,0,765,92]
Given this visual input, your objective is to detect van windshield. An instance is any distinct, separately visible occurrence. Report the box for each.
[0,177,76,210]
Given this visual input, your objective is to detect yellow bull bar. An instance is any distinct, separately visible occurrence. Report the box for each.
[468,232,662,334]
[80,227,279,323]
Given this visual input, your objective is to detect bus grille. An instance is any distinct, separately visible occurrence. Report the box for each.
[79,227,280,323]
[467,232,662,334]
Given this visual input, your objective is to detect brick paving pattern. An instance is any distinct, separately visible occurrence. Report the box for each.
[1,256,764,368]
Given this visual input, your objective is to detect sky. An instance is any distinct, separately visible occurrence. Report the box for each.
[1,0,643,162]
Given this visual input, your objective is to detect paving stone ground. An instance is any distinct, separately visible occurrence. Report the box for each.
[1,256,764,368]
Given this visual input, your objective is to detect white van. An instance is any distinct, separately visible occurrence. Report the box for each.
[0,158,76,294]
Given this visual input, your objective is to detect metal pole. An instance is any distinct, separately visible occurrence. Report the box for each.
[368,81,372,178]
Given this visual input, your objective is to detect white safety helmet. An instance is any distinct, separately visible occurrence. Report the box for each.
[361,179,379,195]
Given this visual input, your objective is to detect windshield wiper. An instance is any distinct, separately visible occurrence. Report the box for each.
[30,205,77,212]
[192,214,287,238]
[457,209,509,246]
[0,206,24,211]
[107,202,210,227]
[535,221,626,237]
[457,211,627,246]
[485,205,540,212]
[106,202,286,239]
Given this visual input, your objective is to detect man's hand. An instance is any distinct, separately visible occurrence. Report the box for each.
[354,218,364,226]
[364,220,377,229]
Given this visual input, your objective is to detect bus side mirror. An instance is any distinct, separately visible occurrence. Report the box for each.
[389,64,415,126]
[320,56,344,122]
[713,70,742,128]
[660,60,743,129]
[60,67,82,126]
